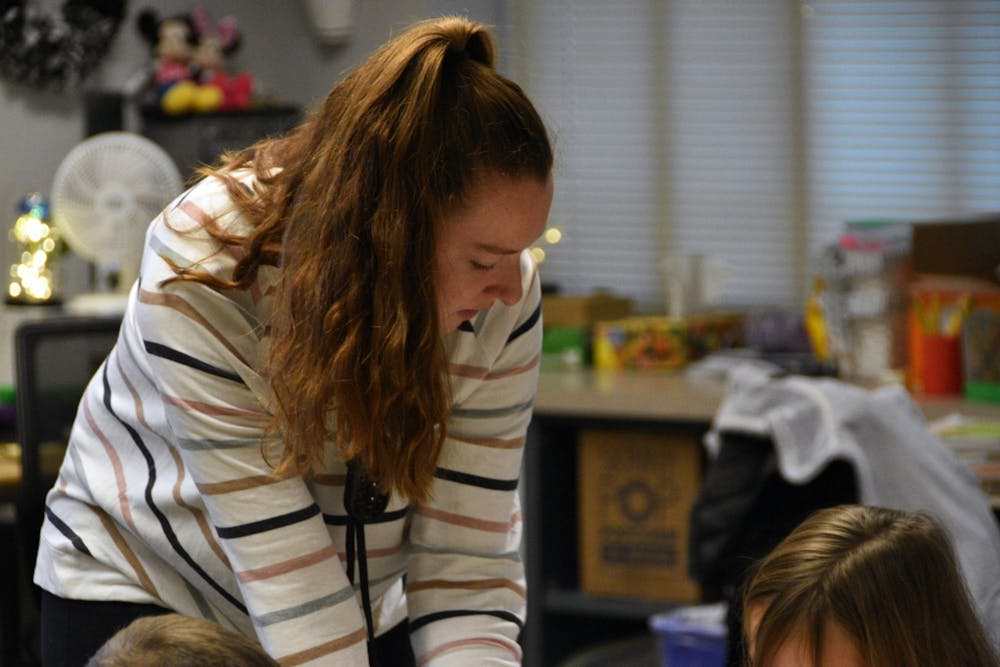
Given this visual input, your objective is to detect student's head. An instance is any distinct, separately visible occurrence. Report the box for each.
[86,613,279,667]
[743,504,999,667]
[183,16,552,501]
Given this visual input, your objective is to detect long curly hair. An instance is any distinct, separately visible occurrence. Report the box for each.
[163,16,552,502]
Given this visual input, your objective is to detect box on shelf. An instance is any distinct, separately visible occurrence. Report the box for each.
[592,313,744,371]
[541,293,633,368]
[911,215,1000,281]
[542,292,633,328]
[578,428,702,604]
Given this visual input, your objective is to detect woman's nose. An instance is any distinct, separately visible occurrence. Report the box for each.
[488,259,522,306]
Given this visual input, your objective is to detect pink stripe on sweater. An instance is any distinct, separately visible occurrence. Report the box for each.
[413,504,519,533]
[82,398,136,531]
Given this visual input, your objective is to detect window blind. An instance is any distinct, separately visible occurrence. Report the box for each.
[513,0,666,311]
[511,0,1000,311]
[804,0,1000,256]
[515,0,800,310]
[663,0,801,307]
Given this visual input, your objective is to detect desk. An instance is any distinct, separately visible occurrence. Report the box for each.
[522,367,1000,666]
[0,442,70,499]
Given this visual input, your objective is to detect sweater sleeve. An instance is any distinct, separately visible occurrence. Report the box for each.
[134,231,368,664]
[406,253,542,666]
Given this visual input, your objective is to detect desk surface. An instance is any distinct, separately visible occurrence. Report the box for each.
[535,367,722,422]
[534,366,1000,423]
[533,366,1000,509]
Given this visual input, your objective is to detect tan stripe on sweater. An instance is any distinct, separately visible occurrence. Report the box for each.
[138,288,251,368]
[165,445,231,568]
[311,473,346,487]
[448,363,489,380]
[237,544,338,583]
[416,636,521,666]
[407,577,525,598]
[413,505,517,533]
[448,353,539,382]
[87,505,160,599]
[485,353,540,380]
[177,200,245,261]
[196,468,296,495]
[449,434,525,450]
[336,542,403,563]
[276,627,368,666]
[164,394,268,419]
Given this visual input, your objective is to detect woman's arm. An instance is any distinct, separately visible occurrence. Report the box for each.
[134,201,369,665]
[407,252,542,666]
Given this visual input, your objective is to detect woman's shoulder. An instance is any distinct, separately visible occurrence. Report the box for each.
[162,168,258,239]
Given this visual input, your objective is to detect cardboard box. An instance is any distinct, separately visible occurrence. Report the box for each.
[578,428,702,603]
[542,293,632,328]
[911,215,1000,281]
[592,313,744,371]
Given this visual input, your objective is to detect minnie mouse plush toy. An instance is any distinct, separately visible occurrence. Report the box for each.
[190,6,254,112]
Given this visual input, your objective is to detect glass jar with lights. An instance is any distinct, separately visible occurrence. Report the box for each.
[7,193,63,304]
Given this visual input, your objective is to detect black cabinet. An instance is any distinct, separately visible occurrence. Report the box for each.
[521,414,709,667]
[141,107,301,179]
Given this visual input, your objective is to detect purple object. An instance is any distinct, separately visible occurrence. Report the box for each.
[649,604,727,667]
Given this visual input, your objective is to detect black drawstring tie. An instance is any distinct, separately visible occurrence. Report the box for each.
[344,459,389,665]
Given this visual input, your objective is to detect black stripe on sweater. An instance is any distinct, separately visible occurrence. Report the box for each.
[433,467,519,491]
[323,506,409,526]
[409,609,523,633]
[144,340,245,384]
[100,364,249,615]
[45,506,91,556]
[216,504,321,539]
[506,303,541,344]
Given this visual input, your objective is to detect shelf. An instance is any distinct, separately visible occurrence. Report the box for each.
[543,587,680,621]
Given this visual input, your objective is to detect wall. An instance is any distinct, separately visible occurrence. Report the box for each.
[0,0,505,299]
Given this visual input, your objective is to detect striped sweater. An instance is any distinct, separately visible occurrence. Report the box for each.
[35,174,542,666]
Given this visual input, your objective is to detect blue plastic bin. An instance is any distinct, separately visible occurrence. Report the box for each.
[648,603,727,667]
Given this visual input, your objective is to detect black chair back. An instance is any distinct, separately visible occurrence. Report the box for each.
[14,315,122,582]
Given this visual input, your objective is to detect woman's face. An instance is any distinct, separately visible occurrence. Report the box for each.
[434,174,553,333]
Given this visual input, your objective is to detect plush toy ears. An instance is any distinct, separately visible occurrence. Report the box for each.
[136,8,162,46]
[191,6,240,51]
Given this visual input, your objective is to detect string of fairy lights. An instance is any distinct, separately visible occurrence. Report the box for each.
[8,193,61,303]
[3,192,560,305]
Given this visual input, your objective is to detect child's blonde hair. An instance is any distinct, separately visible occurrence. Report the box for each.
[86,613,279,667]
[743,504,999,667]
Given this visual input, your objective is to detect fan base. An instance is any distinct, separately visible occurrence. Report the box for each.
[65,292,128,316]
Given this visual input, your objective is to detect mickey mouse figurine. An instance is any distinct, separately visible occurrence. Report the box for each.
[190,6,254,112]
[136,9,200,114]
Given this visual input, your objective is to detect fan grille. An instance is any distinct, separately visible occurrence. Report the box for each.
[51,132,183,266]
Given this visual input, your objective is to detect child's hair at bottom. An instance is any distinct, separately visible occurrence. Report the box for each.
[742,504,999,667]
[85,613,280,667]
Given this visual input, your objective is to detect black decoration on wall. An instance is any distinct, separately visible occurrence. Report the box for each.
[0,0,127,91]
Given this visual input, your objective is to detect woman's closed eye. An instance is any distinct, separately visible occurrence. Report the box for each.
[470,260,496,271]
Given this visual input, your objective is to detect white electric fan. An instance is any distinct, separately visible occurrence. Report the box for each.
[50,131,183,314]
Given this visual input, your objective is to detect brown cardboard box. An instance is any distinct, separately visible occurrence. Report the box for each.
[542,293,632,328]
[578,428,701,603]
[911,215,1000,281]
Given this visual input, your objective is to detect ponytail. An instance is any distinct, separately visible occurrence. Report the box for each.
[178,16,552,500]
